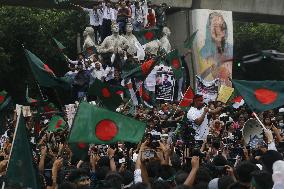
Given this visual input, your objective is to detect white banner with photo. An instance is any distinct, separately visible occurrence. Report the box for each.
[196,75,219,103]
[156,72,175,101]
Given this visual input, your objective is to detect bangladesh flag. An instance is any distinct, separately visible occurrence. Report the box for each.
[69,102,146,144]
[122,58,157,80]
[25,86,38,105]
[0,90,11,111]
[233,80,284,112]
[0,90,7,105]
[24,49,70,90]
[52,37,66,51]
[179,86,194,110]
[184,30,198,49]
[133,28,161,45]
[165,49,183,79]
[69,142,89,161]
[48,115,66,132]
[88,79,124,111]
[139,84,155,108]
[6,112,41,189]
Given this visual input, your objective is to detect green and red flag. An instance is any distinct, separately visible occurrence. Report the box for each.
[6,111,41,189]
[24,49,70,90]
[133,28,161,45]
[139,84,155,108]
[52,37,66,51]
[69,102,146,144]
[165,49,183,79]
[0,90,11,111]
[122,58,157,80]
[69,142,89,161]
[25,86,38,105]
[179,86,194,110]
[48,115,66,132]
[88,79,123,111]
[184,30,198,49]
[232,80,284,112]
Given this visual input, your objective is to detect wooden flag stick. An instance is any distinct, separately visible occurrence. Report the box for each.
[172,85,193,117]
[252,112,267,131]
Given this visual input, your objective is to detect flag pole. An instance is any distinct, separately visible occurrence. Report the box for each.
[252,112,267,131]
[172,85,192,117]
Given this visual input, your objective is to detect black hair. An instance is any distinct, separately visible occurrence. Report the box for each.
[130,182,151,189]
[212,154,228,166]
[251,170,273,189]
[104,172,123,189]
[160,165,175,181]
[228,182,249,189]
[120,170,134,186]
[193,94,203,101]
[218,176,235,189]
[145,160,162,178]
[174,171,188,186]
[58,182,77,189]
[95,166,110,180]
[194,167,211,185]
[235,161,259,183]
[174,185,194,189]
[260,150,283,173]
[151,180,171,189]
[193,182,208,189]
[67,169,89,183]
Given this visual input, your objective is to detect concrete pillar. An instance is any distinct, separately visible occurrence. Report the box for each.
[166,10,196,88]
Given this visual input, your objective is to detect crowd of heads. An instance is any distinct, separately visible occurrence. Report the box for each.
[1,1,284,189]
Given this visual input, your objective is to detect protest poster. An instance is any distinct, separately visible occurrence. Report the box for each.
[156,72,175,101]
[217,85,234,103]
[196,75,219,103]
[191,9,233,86]
[22,106,32,117]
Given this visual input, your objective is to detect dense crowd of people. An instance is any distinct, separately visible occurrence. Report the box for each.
[1,1,284,189]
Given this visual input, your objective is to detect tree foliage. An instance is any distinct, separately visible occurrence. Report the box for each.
[233,22,284,79]
[0,6,87,103]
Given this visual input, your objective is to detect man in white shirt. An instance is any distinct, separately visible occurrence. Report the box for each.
[131,1,145,31]
[101,1,115,41]
[187,94,222,141]
[187,94,209,141]
[80,5,103,44]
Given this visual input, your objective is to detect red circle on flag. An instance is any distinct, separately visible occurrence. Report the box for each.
[254,88,278,105]
[172,59,180,69]
[0,96,4,103]
[44,64,55,75]
[95,119,118,141]
[102,88,111,98]
[55,120,63,129]
[116,90,123,95]
[144,32,154,41]
[78,142,87,149]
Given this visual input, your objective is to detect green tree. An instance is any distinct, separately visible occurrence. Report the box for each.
[233,22,284,79]
[0,6,88,103]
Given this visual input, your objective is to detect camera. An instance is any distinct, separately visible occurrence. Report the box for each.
[150,134,161,149]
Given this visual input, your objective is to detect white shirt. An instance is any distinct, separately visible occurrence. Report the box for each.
[91,68,105,81]
[187,106,209,140]
[131,5,144,23]
[83,8,101,26]
[102,4,115,20]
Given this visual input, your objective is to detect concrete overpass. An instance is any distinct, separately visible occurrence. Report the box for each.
[154,0,284,24]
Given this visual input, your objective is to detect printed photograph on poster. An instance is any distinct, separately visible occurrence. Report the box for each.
[156,72,175,101]
[191,9,233,86]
